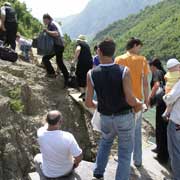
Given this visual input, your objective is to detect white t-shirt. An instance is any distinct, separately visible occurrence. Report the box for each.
[37,126,82,178]
[18,37,32,47]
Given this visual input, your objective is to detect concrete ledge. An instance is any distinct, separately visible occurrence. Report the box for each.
[28,160,116,180]
[29,148,171,180]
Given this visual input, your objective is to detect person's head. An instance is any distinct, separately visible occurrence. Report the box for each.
[167,58,180,72]
[97,38,116,62]
[149,58,165,74]
[76,35,87,43]
[126,37,143,54]
[43,14,53,25]
[46,110,63,128]
[4,2,11,7]
[94,45,98,54]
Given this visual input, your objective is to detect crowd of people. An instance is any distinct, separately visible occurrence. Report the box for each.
[33,38,180,180]
[0,2,180,180]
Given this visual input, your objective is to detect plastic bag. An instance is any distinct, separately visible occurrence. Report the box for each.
[37,32,54,56]
[91,110,101,132]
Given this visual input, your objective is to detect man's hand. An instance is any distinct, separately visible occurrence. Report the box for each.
[134,100,143,113]
[73,153,83,169]
[43,28,48,33]
[0,24,6,31]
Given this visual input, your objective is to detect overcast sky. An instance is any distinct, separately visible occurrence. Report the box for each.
[19,0,90,19]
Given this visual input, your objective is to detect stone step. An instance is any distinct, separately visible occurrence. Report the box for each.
[29,147,171,180]
[28,160,116,180]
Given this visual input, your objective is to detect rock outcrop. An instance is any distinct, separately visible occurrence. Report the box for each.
[0,60,96,180]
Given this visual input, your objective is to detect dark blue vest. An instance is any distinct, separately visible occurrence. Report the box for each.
[91,64,131,115]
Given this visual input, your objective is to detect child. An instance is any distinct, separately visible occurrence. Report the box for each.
[162,58,180,119]
[16,33,32,62]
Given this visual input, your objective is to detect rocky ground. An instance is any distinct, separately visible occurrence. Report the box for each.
[0,59,170,180]
[0,59,96,180]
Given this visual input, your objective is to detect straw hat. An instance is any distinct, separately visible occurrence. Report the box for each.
[76,35,87,43]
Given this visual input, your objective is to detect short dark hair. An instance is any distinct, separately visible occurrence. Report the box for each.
[126,37,143,50]
[98,39,116,57]
[149,58,166,74]
[43,14,53,21]
[46,112,62,126]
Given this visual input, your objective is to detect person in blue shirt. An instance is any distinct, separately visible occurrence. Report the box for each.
[93,45,100,67]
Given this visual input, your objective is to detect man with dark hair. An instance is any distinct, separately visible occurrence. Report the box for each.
[86,39,142,180]
[42,14,69,86]
[126,37,143,51]
[0,2,18,50]
[34,110,83,179]
[115,37,149,168]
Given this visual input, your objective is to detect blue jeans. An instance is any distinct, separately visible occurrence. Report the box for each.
[94,113,135,180]
[133,111,142,166]
[167,121,180,180]
[20,44,31,61]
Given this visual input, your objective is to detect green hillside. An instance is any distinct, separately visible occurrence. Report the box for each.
[0,0,41,38]
[94,0,180,61]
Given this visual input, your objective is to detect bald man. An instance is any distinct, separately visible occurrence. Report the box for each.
[34,111,83,179]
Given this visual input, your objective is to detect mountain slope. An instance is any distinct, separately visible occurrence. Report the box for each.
[94,0,180,60]
[61,0,160,39]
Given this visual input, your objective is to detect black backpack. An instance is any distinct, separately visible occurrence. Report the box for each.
[0,46,18,62]
[67,66,78,88]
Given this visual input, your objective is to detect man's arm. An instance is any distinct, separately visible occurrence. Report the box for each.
[85,71,97,109]
[73,153,83,168]
[0,7,6,31]
[72,46,81,64]
[164,80,180,105]
[123,68,142,108]
[44,29,59,37]
[143,74,149,107]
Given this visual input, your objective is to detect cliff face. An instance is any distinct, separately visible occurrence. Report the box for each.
[0,60,96,180]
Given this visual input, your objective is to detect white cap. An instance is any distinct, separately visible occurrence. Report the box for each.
[167,58,180,69]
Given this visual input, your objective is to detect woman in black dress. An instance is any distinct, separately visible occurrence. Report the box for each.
[148,58,169,164]
[72,35,93,99]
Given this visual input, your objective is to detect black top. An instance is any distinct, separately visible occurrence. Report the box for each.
[48,21,64,47]
[5,6,17,23]
[151,69,165,89]
[77,41,92,64]
[91,64,131,115]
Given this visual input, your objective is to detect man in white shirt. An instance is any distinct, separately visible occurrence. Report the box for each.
[163,80,180,180]
[34,110,83,179]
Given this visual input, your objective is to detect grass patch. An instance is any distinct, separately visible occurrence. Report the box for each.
[8,87,24,113]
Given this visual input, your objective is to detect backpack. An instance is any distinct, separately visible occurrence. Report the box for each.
[0,46,18,62]
[67,66,78,88]
[37,32,54,56]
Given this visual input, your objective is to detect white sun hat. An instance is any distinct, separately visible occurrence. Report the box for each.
[167,58,180,69]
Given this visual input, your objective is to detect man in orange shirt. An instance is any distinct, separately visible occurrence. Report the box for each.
[115,37,149,167]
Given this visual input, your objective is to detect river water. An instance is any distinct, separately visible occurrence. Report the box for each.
[143,108,156,128]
